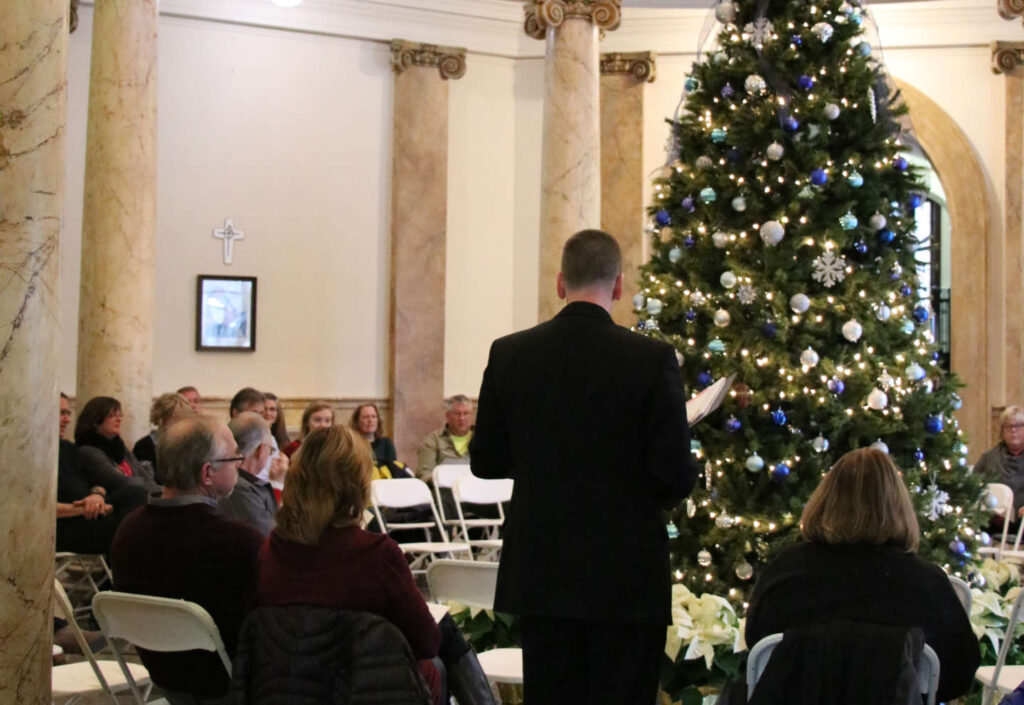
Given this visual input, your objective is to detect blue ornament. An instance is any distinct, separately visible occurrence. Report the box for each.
[683,236,696,249]
[668,247,683,263]
[685,309,697,322]
[696,371,714,387]
[762,322,778,339]
[771,408,787,425]
[791,34,803,46]
[727,147,743,163]
[810,168,828,186]
[681,196,695,212]
[951,393,963,410]
[711,128,728,144]
[784,116,800,132]
[708,338,726,354]
[839,212,859,230]
[900,284,913,297]
[913,448,925,462]
[685,77,698,92]
[853,240,868,255]
[857,41,872,56]
[878,229,895,245]
[700,187,717,203]
[655,209,671,227]
[932,351,941,362]
[847,171,864,188]
[636,320,646,330]
[925,415,944,433]
[907,193,924,209]
[948,539,966,556]
[850,11,863,25]
[894,156,909,171]
[721,84,735,99]
[912,306,930,323]
[771,463,791,481]
[828,378,845,395]
[798,75,815,90]
[900,319,915,335]
[725,416,742,432]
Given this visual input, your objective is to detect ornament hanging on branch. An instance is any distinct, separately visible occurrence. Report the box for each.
[811,251,848,287]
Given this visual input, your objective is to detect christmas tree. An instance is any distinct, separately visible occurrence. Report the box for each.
[634,0,986,605]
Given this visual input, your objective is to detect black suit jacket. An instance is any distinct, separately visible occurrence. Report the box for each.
[470,301,697,625]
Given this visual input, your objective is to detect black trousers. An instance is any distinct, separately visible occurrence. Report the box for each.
[520,615,665,705]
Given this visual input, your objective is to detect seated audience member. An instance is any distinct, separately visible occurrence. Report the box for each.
[282,401,334,458]
[351,402,410,480]
[416,395,474,483]
[262,392,291,450]
[177,385,203,413]
[976,405,1024,527]
[229,387,265,418]
[218,412,277,536]
[110,415,263,705]
[75,396,158,493]
[745,448,979,703]
[132,393,193,481]
[258,425,494,705]
[57,393,148,555]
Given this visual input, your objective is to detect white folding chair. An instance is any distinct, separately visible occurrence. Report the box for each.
[432,464,474,540]
[91,591,231,705]
[55,552,113,617]
[452,476,512,561]
[977,584,1024,705]
[948,574,972,615]
[979,484,1014,560]
[425,559,523,686]
[371,478,471,574]
[52,580,153,705]
[747,631,940,705]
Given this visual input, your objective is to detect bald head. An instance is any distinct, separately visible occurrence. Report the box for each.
[158,415,231,491]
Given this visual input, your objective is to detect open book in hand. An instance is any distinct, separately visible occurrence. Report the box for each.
[685,374,736,427]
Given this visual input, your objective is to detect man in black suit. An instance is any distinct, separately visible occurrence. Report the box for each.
[470,229,698,704]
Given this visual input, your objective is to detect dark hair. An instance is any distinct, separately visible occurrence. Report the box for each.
[350,403,384,441]
[560,229,621,290]
[60,392,69,400]
[74,396,122,442]
[230,387,265,415]
[263,392,291,448]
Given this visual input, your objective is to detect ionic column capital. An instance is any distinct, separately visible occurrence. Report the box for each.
[998,0,1024,23]
[993,41,1024,74]
[524,0,622,40]
[390,40,467,80]
[600,51,656,83]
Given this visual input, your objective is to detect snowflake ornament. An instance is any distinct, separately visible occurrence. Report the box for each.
[811,250,848,288]
[690,290,708,306]
[737,284,758,305]
[743,18,775,49]
[877,370,895,391]
[924,485,950,521]
[868,86,877,123]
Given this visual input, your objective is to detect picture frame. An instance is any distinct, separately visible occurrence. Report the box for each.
[195,275,257,352]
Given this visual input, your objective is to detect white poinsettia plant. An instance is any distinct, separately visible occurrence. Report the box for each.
[971,558,1024,657]
[665,583,747,669]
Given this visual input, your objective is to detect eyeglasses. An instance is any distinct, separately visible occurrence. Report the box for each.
[209,454,245,465]
[1004,424,1024,432]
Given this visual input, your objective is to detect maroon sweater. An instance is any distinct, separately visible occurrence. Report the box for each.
[258,525,441,698]
[110,500,264,696]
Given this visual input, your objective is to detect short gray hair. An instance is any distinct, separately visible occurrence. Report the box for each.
[446,395,471,411]
[1001,406,1024,429]
[229,411,271,457]
[158,416,224,491]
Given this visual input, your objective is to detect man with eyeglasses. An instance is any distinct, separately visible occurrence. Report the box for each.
[111,415,263,705]
[976,406,1024,526]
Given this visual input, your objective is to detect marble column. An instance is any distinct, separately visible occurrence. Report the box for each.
[600,51,655,327]
[0,3,68,701]
[389,40,466,467]
[994,43,1024,409]
[77,0,158,446]
[525,0,622,320]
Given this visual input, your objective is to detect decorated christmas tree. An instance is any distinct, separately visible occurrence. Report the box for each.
[634,0,987,605]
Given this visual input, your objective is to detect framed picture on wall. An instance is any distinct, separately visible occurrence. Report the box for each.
[196,275,257,352]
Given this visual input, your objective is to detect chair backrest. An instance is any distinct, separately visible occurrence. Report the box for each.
[425,559,498,609]
[372,477,435,509]
[453,476,513,506]
[987,483,1015,552]
[433,465,473,490]
[53,580,118,702]
[948,575,972,615]
[747,630,940,705]
[92,591,232,676]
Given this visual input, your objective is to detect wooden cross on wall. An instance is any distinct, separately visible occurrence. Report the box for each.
[213,218,245,265]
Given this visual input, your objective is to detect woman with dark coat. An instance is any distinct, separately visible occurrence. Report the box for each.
[75,396,159,494]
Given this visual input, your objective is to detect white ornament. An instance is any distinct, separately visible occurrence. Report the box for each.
[743,18,775,49]
[715,1,737,23]
[697,156,713,169]
[766,142,785,160]
[720,271,738,289]
[632,293,645,310]
[842,319,863,342]
[746,453,765,472]
[712,231,730,248]
[646,298,663,315]
[812,435,830,453]
[869,213,887,230]
[789,293,810,313]
[715,514,735,529]
[867,388,888,410]
[697,549,713,567]
[812,21,834,42]
[668,247,683,263]
[714,309,731,327]
[870,439,890,454]
[878,371,895,391]
[811,250,848,288]
[737,284,758,305]
[760,220,785,246]
[800,347,820,368]
[731,196,747,212]
[905,362,926,381]
[925,485,951,521]
[876,304,892,321]
[921,378,934,393]
[745,74,767,95]
[736,561,754,580]
[823,103,841,121]
[868,86,878,123]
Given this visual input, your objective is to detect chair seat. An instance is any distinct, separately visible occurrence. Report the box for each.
[977,664,1024,695]
[52,659,151,697]
[478,648,523,684]
[468,539,503,549]
[384,521,437,530]
[398,541,472,554]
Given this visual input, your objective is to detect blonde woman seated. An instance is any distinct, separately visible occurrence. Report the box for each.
[745,448,979,703]
[258,425,494,705]
[281,401,334,458]
[132,392,193,483]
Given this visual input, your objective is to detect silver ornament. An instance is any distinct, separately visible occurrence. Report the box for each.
[713,309,731,327]
[766,142,784,160]
[714,1,737,23]
[646,298,663,315]
[800,347,820,368]
[735,561,754,580]
[744,74,767,95]
[905,362,926,381]
[841,319,862,342]
[876,304,891,321]
[789,293,810,313]
[720,271,738,289]
[632,293,645,310]
[760,220,785,246]
[732,196,747,212]
[869,213,887,230]
[697,549,713,567]
[746,453,764,472]
[697,155,713,169]
[715,515,735,529]
[713,231,730,248]
[811,21,834,42]
[812,435,830,453]
[870,439,890,454]
[687,498,697,517]
[867,388,888,410]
